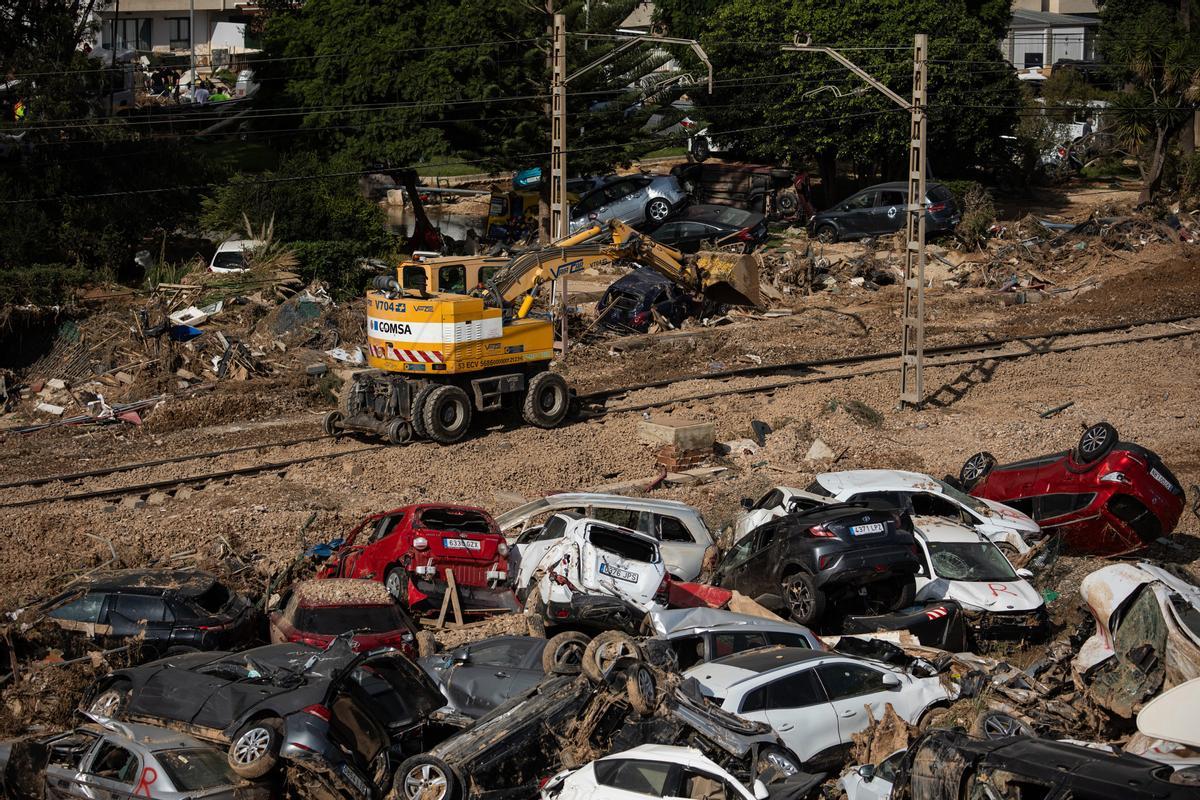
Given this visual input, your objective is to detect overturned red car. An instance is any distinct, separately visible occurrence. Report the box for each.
[269,578,418,656]
[959,422,1184,556]
[319,504,519,613]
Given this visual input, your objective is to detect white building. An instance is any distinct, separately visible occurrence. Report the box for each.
[1001,9,1100,71]
[95,0,258,68]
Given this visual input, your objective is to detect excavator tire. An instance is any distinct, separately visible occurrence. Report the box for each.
[410,383,438,439]
[522,372,570,428]
[422,385,472,444]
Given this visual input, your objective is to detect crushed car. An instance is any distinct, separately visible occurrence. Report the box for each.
[596,267,701,333]
[316,503,517,612]
[83,637,443,794]
[647,608,825,670]
[684,646,950,770]
[36,568,259,660]
[836,747,905,800]
[0,715,257,800]
[960,422,1185,555]
[713,503,921,625]
[269,578,418,657]
[499,492,718,582]
[1074,561,1200,718]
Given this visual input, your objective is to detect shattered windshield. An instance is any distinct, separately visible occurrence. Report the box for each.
[933,478,993,515]
[928,542,1017,582]
[156,748,236,791]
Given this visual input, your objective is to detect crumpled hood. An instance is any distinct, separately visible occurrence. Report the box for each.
[920,578,1043,612]
[978,497,1041,534]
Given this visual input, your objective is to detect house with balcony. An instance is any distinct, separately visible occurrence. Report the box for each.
[1001,2,1100,72]
[94,0,259,72]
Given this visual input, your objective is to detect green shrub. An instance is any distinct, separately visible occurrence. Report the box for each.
[289,240,381,299]
[0,264,93,305]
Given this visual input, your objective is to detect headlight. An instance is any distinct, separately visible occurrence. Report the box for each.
[412,536,429,550]
[1100,471,1130,484]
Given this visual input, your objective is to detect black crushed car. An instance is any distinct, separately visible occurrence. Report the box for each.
[645,204,768,254]
[597,267,699,333]
[711,503,920,625]
[38,569,259,659]
[891,729,1199,799]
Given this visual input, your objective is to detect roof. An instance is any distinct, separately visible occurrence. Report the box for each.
[86,720,215,751]
[704,646,830,676]
[913,516,985,543]
[854,181,949,193]
[678,205,762,226]
[497,492,701,529]
[75,569,218,596]
[1010,10,1099,29]
[649,607,810,637]
[600,744,715,768]
[292,578,392,607]
[816,469,944,494]
[215,238,263,253]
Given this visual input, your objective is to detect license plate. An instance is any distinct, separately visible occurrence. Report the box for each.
[600,563,637,583]
[851,522,885,536]
[340,763,371,797]
[443,537,482,551]
[1150,468,1174,491]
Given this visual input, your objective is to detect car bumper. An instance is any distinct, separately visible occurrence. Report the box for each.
[545,594,644,634]
[814,547,920,589]
[964,606,1050,642]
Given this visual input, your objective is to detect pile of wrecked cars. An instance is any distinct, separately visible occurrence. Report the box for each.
[4,422,1194,800]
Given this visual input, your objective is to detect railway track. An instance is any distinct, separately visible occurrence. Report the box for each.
[2,314,1196,508]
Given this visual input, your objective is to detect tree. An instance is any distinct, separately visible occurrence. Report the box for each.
[654,0,1020,202]
[1098,0,1200,203]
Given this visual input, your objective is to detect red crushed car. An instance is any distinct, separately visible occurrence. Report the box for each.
[319,504,518,612]
[958,422,1184,556]
[269,578,417,656]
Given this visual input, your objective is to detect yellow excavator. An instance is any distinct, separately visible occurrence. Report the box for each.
[326,220,758,444]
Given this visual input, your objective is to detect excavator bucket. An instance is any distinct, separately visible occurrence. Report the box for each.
[695,251,762,309]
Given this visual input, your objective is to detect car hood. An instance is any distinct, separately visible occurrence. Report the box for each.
[921,578,1043,612]
[977,498,1040,533]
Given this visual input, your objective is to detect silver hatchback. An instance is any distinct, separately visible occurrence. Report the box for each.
[568,174,688,233]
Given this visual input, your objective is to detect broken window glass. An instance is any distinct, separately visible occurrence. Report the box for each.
[48,592,104,623]
[593,758,673,794]
[418,509,493,535]
[816,663,889,701]
[656,515,694,543]
[588,525,657,563]
[88,742,140,784]
[190,582,232,614]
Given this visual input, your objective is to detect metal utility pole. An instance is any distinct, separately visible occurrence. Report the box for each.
[782,32,929,409]
[189,0,196,93]
[549,18,713,355]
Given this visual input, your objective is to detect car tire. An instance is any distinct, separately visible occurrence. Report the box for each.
[959,451,997,490]
[1075,422,1117,464]
[543,631,590,675]
[783,572,825,625]
[755,746,801,781]
[398,754,459,800]
[971,709,1035,740]
[416,631,439,658]
[522,372,570,429]
[88,680,131,718]
[645,198,672,224]
[410,383,438,440]
[583,630,640,683]
[422,385,472,444]
[322,410,343,437]
[776,188,800,219]
[385,567,409,603]
[227,718,282,779]
[625,664,658,715]
[692,139,710,162]
[815,224,837,244]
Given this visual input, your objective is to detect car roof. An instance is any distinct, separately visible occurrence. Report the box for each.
[215,238,263,252]
[609,267,674,291]
[816,470,944,495]
[496,492,700,529]
[600,744,718,768]
[913,516,985,543]
[649,607,814,638]
[853,181,947,193]
[85,720,218,751]
[73,569,219,596]
[291,578,392,607]
[691,646,833,688]
[678,205,762,226]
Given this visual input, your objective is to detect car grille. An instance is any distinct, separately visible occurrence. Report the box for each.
[430,561,494,587]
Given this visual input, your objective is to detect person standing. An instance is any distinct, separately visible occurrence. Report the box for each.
[194,82,210,105]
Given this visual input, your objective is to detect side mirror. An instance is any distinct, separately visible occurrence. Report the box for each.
[1016,568,1034,579]
[752,779,769,800]
[857,764,877,782]
[453,649,470,664]
[882,673,902,689]
[740,497,754,510]
[589,212,599,220]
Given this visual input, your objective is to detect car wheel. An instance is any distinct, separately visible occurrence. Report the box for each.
[645,198,672,224]
[1075,422,1117,464]
[625,664,658,715]
[398,755,459,800]
[227,718,282,779]
[692,139,710,162]
[776,188,800,219]
[971,709,1035,740]
[959,451,996,490]
[322,410,344,437]
[756,746,801,781]
[542,631,590,675]
[385,568,409,603]
[416,631,439,658]
[410,383,437,440]
[522,372,570,429]
[783,572,825,625]
[582,630,640,683]
[88,680,130,718]
[815,224,837,244]
[421,385,472,444]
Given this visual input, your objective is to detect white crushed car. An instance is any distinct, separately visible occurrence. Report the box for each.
[208,238,265,273]
[838,748,906,800]
[684,647,950,769]
[912,515,1048,641]
[499,493,716,581]
[647,607,825,670]
[735,470,1038,556]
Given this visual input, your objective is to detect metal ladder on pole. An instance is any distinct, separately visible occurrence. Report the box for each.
[899,33,928,409]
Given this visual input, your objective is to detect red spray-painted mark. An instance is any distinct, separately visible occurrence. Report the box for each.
[134,766,158,797]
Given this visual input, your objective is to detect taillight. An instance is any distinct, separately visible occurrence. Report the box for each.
[302,704,332,722]
[412,536,429,550]
[927,202,946,213]
[1057,146,1067,157]
[655,574,671,604]
[735,226,754,242]
[807,526,837,538]
[497,542,509,556]
[632,311,649,328]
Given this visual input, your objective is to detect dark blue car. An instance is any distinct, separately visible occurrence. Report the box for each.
[807,181,960,243]
[598,268,698,333]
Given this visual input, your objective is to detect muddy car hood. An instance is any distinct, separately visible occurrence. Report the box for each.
[919,577,1043,613]
[976,497,1040,533]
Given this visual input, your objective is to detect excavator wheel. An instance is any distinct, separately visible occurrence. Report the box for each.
[522,372,570,429]
[410,383,438,440]
[384,419,413,445]
[422,385,473,444]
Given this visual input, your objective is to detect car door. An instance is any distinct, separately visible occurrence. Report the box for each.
[442,636,547,717]
[740,667,839,764]
[815,661,903,751]
[869,189,907,235]
[836,191,877,237]
[76,739,142,800]
[107,594,176,654]
[46,591,108,641]
[711,532,761,590]
[605,179,644,223]
[43,728,102,800]
[713,523,778,598]
[653,221,683,248]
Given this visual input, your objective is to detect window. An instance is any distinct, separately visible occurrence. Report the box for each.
[721,536,757,571]
[909,492,969,522]
[850,491,905,510]
[418,508,493,534]
[927,542,1017,582]
[113,594,173,623]
[671,635,706,670]
[876,190,905,207]
[1036,493,1095,520]
[741,668,826,712]
[817,663,889,701]
[680,222,715,237]
[655,222,681,238]
[592,507,640,530]
[465,637,539,667]
[764,632,813,650]
[522,514,570,544]
[753,489,784,510]
[190,583,232,614]
[49,593,104,623]
[479,265,500,287]
[401,266,427,290]
[1023,52,1044,68]
[844,192,876,210]
[805,480,834,498]
[594,759,673,795]
[1004,497,1036,517]
[755,524,778,551]
[89,742,140,785]
[112,18,151,51]
[713,632,767,658]
[48,730,100,770]
[438,265,466,294]
[604,180,638,202]
[157,749,236,792]
[680,769,730,800]
[588,525,657,563]
[296,605,400,635]
[655,514,694,543]
[167,17,190,50]
[877,750,906,784]
[369,514,403,544]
